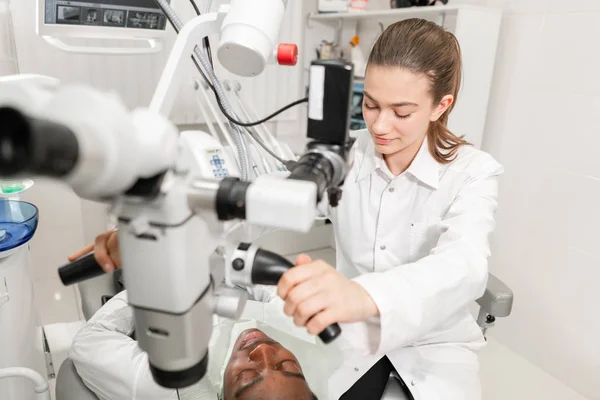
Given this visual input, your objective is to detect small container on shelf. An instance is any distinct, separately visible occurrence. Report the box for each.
[316,41,340,60]
[318,0,349,13]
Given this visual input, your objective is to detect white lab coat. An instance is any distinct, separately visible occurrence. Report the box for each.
[69,290,340,400]
[326,130,503,400]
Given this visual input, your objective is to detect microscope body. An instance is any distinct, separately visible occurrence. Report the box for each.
[0,55,355,389]
[115,132,232,387]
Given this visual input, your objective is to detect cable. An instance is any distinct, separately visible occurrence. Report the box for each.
[246,127,286,164]
[215,96,308,128]
[187,0,213,68]
[225,81,290,166]
[159,4,214,92]
[188,0,200,14]
[155,0,306,175]
[155,0,250,180]
[205,0,214,13]
[156,3,247,179]
[204,38,213,69]
[192,54,214,91]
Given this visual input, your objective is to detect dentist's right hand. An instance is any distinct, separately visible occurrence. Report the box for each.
[68,229,121,272]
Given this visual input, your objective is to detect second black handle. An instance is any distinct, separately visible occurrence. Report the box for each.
[58,253,106,286]
[250,248,342,343]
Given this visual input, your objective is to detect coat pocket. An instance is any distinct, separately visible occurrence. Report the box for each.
[409,216,444,262]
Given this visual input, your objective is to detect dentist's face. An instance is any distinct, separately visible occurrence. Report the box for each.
[223,329,314,400]
[362,65,441,156]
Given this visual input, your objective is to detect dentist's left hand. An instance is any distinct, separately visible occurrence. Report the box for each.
[68,229,121,272]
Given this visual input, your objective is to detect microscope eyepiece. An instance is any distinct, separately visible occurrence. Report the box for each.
[0,107,33,176]
[0,107,79,178]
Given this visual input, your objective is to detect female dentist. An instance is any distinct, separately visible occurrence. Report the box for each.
[276,18,503,400]
[70,18,503,400]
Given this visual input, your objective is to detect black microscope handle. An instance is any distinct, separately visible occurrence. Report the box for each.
[250,248,342,343]
[58,253,106,286]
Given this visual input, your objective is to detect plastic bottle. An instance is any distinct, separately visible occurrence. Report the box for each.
[348,36,366,78]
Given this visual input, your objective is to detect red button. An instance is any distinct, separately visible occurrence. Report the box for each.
[277,43,298,66]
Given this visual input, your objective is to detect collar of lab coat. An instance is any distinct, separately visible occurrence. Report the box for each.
[356,135,440,189]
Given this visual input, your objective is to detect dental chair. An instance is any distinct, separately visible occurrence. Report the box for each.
[55,272,123,400]
[55,272,514,400]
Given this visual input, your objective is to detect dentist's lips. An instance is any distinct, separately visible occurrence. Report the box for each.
[374,136,394,145]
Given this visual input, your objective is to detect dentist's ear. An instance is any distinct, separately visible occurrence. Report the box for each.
[430,94,454,122]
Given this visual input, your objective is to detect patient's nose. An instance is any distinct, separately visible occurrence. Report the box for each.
[249,343,277,364]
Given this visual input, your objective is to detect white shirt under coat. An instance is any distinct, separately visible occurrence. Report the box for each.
[327,130,503,400]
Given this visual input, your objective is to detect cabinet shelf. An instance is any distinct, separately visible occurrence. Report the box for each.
[307,5,498,26]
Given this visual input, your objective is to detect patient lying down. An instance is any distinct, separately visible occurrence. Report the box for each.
[69,290,319,400]
[223,328,316,400]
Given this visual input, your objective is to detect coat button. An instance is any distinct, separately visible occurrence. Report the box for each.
[389,187,395,193]
[411,380,416,386]
[354,367,359,372]
[380,245,386,250]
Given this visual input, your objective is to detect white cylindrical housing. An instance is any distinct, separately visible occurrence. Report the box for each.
[0,246,48,400]
[218,0,286,77]
[246,176,317,233]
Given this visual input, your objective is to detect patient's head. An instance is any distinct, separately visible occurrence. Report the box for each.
[223,329,316,400]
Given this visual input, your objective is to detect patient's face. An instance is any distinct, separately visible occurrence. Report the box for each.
[223,329,314,400]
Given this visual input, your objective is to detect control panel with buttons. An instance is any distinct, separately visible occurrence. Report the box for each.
[207,149,230,179]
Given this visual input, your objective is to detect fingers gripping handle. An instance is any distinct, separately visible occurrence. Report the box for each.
[58,254,106,286]
[243,246,341,343]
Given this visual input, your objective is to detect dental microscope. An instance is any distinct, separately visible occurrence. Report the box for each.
[0,21,354,396]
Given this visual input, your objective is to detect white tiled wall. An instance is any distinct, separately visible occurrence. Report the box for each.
[475,0,600,398]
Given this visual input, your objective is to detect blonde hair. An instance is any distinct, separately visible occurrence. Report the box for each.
[367,18,469,163]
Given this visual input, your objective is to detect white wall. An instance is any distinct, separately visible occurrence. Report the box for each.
[474,0,600,398]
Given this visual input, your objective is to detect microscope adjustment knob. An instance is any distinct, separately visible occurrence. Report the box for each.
[232,258,245,271]
[277,43,298,66]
